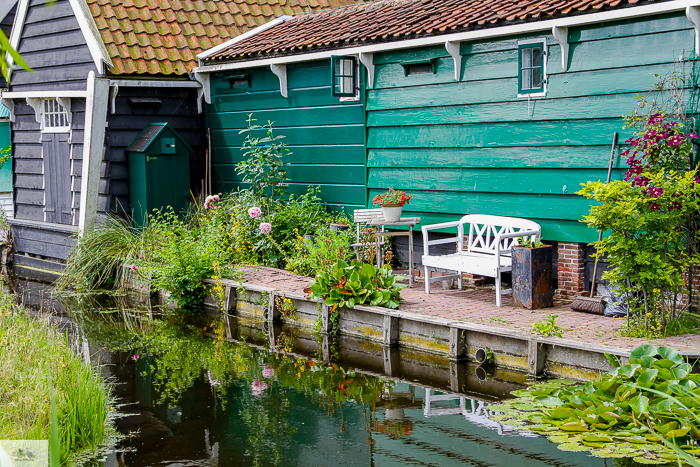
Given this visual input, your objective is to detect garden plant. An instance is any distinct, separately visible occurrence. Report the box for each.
[578,71,700,337]
[488,344,700,465]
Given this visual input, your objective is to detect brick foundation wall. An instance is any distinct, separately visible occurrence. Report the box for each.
[557,242,586,296]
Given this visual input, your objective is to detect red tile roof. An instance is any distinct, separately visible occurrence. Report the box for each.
[204,0,667,62]
[86,0,365,76]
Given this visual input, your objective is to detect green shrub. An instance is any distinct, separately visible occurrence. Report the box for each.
[308,260,406,310]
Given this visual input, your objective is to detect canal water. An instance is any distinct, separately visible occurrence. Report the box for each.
[14,279,641,467]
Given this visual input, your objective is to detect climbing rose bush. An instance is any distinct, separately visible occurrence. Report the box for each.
[578,111,700,337]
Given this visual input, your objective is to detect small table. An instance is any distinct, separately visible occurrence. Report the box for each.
[368,217,421,287]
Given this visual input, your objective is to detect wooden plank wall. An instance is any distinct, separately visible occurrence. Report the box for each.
[208,59,366,212]
[106,87,204,215]
[365,13,695,242]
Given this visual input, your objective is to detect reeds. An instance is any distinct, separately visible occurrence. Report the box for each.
[0,290,119,465]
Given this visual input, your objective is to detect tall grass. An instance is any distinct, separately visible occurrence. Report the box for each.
[0,287,119,465]
[54,215,151,293]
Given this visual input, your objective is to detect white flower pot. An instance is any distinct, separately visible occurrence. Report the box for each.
[381,204,403,222]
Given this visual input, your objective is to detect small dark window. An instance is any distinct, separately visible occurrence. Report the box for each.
[331,56,357,97]
[518,42,545,94]
[224,74,251,88]
[400,58,438,76]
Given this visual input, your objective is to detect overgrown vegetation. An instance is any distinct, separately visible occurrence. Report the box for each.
[59,118,404,316]
[0,286,119,465]
[578,69,700,338]
[489,344,700,465]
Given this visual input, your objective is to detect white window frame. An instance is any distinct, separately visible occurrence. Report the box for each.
[517,38,548,99]
[40,98,71,133]
[339,58,361,102]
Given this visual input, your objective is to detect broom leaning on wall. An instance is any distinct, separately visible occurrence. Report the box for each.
[570,132,619,315]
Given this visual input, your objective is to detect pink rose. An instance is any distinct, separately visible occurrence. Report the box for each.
[251,380,267,396]
[259,222,272,234]
[203,194,220,209]
[248,207,262,218]
[262,364,274,379]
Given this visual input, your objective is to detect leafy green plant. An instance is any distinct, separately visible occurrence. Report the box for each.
[287,226,355,277]
[489,344,700,465]
[236,115,290,206]
[530,314,563,337]
[307,260,406,311]
[517,237,545,248]
[578,71,700,338]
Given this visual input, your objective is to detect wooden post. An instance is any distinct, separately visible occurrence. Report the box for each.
[528,339,546,376]
[382,346,400,376]
[382,315,399,346]
[265,290,279,322]
[320,303,333,333]
[78,71,109,235]
[449,327,467,360]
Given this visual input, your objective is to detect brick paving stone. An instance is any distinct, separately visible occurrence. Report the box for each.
[237,265,700,355]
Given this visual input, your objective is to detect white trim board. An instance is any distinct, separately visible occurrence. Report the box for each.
[195,0,700,74]
[6,0,28,72]
[196,16,291,61]
[1,90,88,98]
[67,0,112,74]
[108,79,202,88]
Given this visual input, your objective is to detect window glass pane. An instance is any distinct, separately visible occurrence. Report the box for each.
[532,68,541,88]
[532,47,541,67]
[522,68,531,90]
[522,48,531,68]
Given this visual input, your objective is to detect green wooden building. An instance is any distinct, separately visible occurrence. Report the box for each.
[193,0,700,294]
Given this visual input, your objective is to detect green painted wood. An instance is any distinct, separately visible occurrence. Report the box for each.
[367,92,657,126]
[367,62,678,110]
[367,188,592,221]
[410,211,598,243]
[367,119,633,148]
[213,163,365,185]
[209,105,365,129]
[215,181,365,206]
[208,58,366,209]
[367,167,625,194]
[210,60,336,96]
[567,12,689,43]
[218,145,366,165]
[211,124,366,148]
[0,121,10,192]
[367,146,626,169]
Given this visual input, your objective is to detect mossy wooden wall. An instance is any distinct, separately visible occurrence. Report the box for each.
[366,13,696,242]
[208,60,366,212]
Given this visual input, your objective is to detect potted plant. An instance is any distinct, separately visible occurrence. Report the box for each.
[372,189,412,222]
[511,238,553,309]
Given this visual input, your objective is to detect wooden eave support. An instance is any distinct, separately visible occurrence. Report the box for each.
[687,6,700,56]
[552,26,569,72]
[359,52,374,89]
[445,41,462,81]
[270,63,288,98]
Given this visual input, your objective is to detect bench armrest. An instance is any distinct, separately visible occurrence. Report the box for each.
[421,221,465,257]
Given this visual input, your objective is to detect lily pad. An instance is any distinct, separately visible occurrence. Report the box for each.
[556,443,589,452]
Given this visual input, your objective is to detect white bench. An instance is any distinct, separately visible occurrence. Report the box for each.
[421,214,541,306]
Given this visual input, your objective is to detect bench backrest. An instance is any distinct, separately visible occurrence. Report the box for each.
[461,214,541,256]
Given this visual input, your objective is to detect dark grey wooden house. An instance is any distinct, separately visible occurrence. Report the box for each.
[0,0,357,273]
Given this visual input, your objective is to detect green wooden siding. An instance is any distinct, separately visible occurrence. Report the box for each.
[365,13,696,242]
[0,121,10,192]
[208,60,366,211]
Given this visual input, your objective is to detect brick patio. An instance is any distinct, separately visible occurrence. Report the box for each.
[238,265,700,355]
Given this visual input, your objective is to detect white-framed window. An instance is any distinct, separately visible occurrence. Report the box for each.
[517,38,548,99]
[41,98,71,132]
[332,55,360,102]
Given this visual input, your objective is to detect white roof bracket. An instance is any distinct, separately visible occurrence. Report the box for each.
[0,96,14,122]
[358,52,374,89]
[110,82,119,114]
[552,26,569,71]
[25,97,42,124]
[270,63,288,98]
[445,41,462,81]
[687,6,700,56]
[56,96,72,124]
[193,70,211,114]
